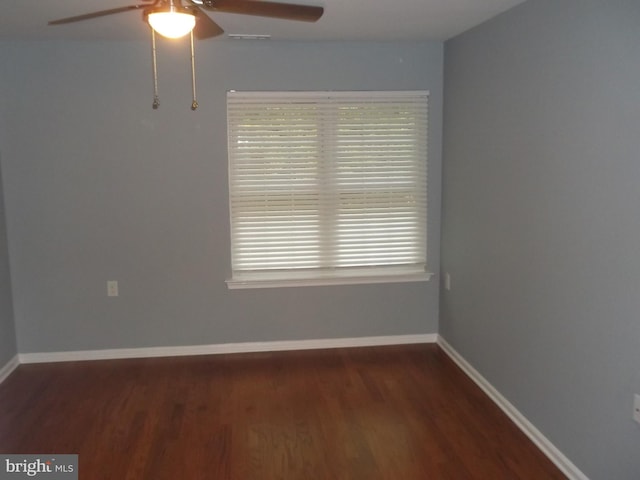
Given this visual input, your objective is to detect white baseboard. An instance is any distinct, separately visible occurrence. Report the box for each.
[437,336,589,480]
[19,333,437,364]
[0,354,19,385]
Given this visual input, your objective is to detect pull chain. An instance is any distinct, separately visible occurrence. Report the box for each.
[150,28,199,111]
[190,29,198,111]
[151,28,160,109]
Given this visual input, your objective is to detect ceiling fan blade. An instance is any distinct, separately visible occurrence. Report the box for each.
[193,7,225,39]
[203,0,323,22]
[48,5,149,25]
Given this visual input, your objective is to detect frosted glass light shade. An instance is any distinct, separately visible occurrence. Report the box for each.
[148,11,196,38]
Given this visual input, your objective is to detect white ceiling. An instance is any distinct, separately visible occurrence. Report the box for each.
[0,0,525,42]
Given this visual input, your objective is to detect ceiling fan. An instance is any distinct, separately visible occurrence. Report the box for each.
[49,0,324,39]
[49,0,324,109]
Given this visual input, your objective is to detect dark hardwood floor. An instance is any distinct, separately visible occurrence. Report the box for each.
[0,344,566,479]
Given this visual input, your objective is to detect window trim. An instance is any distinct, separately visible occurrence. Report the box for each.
[226,268,433,290]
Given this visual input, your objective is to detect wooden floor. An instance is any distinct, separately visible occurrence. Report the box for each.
[0,344,566,479]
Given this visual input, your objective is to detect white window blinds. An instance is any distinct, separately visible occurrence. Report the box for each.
[227,91,429,288]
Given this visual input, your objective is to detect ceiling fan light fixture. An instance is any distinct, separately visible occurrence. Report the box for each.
[148,7,196,39]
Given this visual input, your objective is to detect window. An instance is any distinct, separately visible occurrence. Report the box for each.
[226,91,430,289]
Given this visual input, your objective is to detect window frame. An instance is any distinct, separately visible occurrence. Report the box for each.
[225,90,432,289]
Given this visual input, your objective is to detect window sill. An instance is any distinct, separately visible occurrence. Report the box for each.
[226,268,433,290]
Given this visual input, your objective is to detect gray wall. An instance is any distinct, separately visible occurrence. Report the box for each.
[441,1,640,478]
[0,156,17,366]
[0,40,442,353]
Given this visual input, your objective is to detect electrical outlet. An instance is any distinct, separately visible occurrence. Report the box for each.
[444,272,451,291]
[107,280,119,297]
[634,394,640,425]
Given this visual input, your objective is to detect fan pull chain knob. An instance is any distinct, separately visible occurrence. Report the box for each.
[191,100,198,111]
[153,96,160,110]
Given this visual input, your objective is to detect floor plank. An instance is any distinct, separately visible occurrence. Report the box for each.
[0,344,566,479]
